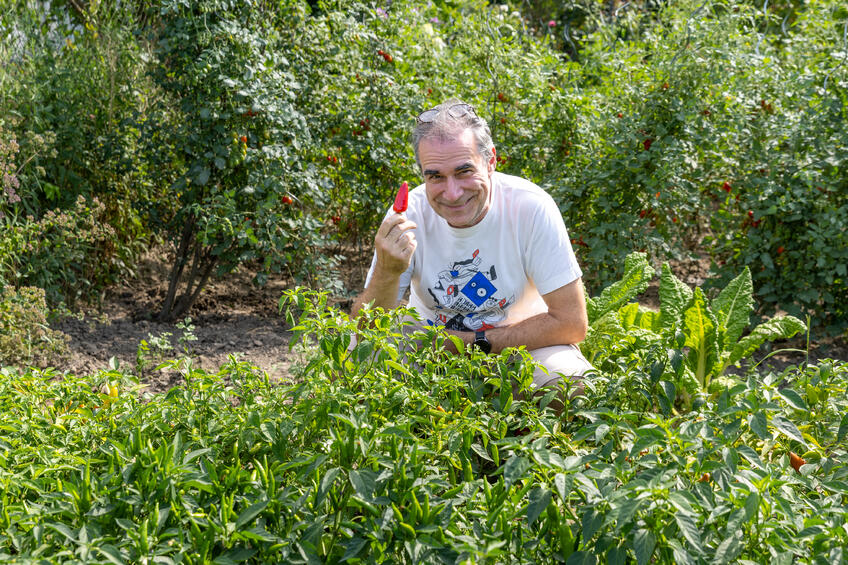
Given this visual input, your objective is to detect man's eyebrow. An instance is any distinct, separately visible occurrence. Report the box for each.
[423,162,474,177]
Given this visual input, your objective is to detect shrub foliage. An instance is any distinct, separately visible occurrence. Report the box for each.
[1,0,846,330]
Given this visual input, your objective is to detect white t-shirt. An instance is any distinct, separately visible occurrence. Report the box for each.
[365,172,583,331]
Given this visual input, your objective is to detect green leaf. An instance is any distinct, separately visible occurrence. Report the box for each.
[554,473,573,502]
[683,287,718,387]
[96,545,125,565]
[669,540,697,565]
[341,537,368,562]
[196,166,211,186]
[777,388,808,412]
[606,546,626,565]
[618,302,640,328]
[772,415,808,448]
[659,262,693,332]
[711,267,754,349]
[749,412,770,439]
[46,523,76,542]
[632,528,656,565]
[582,508,603,542]
[727,316,806,367]
[673,512,703,555]
[526,487,552,526]
[743,492,760,521]
[667,491,698,515]
[235,498,268,529]
[503,455,530,486]
[587,252,655,324]
[714,533,742,564]
[349,469,375,500]
[610,497,641,532]
[838,413,848,444]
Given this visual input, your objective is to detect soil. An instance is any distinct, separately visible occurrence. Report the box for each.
[53,247,371,395]
[51,248,846,395]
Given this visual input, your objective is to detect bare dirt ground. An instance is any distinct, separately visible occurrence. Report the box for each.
[53,247,371,394]
[52,248,846,395]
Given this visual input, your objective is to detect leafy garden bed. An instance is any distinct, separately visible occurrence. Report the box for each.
[2,264,846,564]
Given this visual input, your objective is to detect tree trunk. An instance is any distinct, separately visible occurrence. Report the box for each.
[158,215,196,322]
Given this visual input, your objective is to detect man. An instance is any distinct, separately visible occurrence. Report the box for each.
[351,99,591,391]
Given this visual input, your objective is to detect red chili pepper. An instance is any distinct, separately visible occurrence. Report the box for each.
[393,181,408,213]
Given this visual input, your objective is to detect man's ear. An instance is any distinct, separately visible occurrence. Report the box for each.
[487,146,497,174]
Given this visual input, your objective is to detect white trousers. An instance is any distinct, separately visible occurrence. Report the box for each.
[525,344,593,389]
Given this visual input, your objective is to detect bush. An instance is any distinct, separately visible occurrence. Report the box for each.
[0,286,69,368]
[0,195,120,307]
[0,3,152,306]
[2,0,847,329]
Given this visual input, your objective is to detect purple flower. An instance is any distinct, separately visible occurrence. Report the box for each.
[376,7,387,18]
[548,20,556,27]
[430,17,440,24]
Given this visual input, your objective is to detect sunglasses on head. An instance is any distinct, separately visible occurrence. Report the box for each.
[416,103,478,124]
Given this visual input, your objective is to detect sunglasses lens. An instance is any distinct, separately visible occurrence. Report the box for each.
[417,104,477,123]
[418,109,439,123]
[447,104,473,118]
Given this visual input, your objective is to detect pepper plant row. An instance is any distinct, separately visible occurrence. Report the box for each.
[1,268,846,563]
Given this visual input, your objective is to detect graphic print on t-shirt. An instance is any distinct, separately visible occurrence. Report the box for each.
[426,249,514,331]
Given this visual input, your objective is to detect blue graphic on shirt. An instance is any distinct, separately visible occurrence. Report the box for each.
[426,249,514,331]
[461,272,497,306]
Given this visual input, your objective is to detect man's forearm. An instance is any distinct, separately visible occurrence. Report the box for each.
[350,272,402,317]
[449,311,587,354]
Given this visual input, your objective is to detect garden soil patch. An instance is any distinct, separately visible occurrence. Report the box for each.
[53,247,371,395]
[52,249,845,395]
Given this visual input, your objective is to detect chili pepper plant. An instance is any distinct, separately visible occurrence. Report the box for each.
[1,270,846,563]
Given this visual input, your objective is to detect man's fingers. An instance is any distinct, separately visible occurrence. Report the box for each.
[395,230,416,247]
[377,214,417,239]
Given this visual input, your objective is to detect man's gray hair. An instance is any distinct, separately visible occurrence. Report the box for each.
[411,98,494,169]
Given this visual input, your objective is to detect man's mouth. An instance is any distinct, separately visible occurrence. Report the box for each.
[441,195,474,210]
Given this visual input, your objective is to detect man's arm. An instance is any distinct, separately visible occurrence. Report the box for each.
[447,277,588,353]
[350,214,417,317]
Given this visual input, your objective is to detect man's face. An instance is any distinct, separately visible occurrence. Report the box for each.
[419,128,496,229]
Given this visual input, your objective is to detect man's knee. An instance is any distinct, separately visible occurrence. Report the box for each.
[529,344,593,390]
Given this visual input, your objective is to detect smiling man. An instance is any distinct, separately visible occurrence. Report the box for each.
[351,98,592,391]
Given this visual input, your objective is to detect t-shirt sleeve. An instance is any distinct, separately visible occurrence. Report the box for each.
[523,195,583,295]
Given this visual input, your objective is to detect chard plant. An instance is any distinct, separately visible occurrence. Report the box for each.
[582,253,807,407]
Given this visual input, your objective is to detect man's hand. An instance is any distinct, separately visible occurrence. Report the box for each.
[374,213,417,276]
[350,213,417,317]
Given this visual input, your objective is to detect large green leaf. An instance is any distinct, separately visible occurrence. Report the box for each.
[711,267,754,349]
[726,316,806,367]
[587,252,655,324]
[659,262,693,333]
[683,287,718,388]
[619,302,660,332]
[582,310,625,361]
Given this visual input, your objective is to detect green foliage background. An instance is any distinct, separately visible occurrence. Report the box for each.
[1,0,846,328]
[1,2,846,561]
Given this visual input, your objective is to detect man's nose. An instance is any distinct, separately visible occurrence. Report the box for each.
[443,176,464,201]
